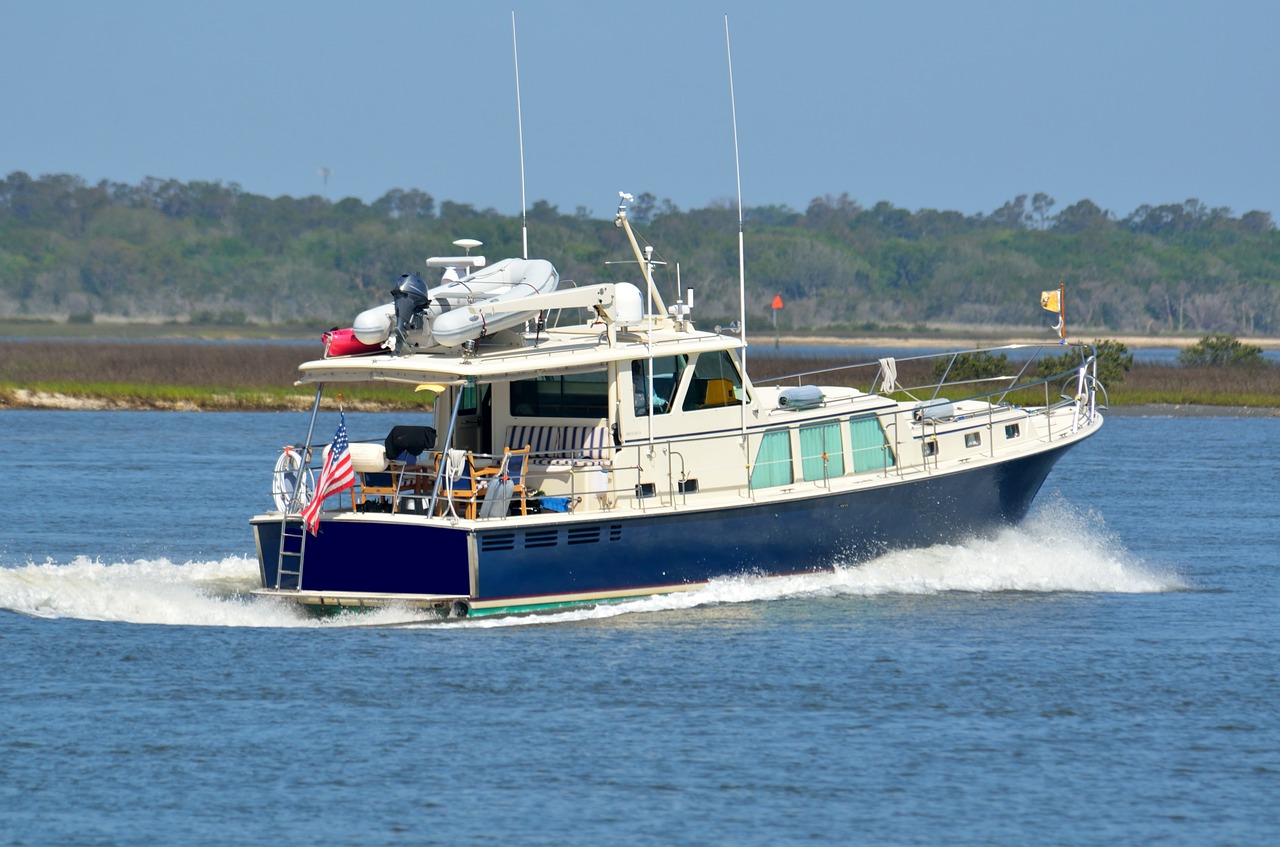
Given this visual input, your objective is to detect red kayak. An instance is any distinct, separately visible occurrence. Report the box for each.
[322,327,383,358]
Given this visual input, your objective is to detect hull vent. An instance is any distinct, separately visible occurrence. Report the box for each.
[567,527,601,545]
[525,529,559,549]
[480,532,517,552]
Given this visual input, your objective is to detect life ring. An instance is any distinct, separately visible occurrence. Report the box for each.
[272,447,314,513]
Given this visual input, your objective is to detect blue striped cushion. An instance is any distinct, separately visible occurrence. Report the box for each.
[506,424,611,464]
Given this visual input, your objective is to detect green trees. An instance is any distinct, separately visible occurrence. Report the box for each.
[2,171,1278,334]
[1178,334,1266,368]
[1040,339,1134,385]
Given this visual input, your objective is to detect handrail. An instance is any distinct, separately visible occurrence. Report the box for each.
[757,341,1097,396]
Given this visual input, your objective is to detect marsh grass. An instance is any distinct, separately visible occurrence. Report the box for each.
[1115,364,1280,407]
[0,341,424,409]
[2,342,1277,410]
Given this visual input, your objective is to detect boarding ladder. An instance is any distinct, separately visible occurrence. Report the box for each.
[275,518,307,590]
[275,388,325,591]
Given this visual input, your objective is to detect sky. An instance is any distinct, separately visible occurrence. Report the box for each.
[3,0,1277,221]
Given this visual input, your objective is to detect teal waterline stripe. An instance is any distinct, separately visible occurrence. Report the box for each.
[469,594,637,618]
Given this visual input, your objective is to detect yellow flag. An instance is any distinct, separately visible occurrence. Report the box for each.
[1040,290,1061,313]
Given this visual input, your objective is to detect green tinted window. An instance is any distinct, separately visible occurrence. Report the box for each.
[800,422,844,480]
[849,415,894,472]
[750,428,793,489]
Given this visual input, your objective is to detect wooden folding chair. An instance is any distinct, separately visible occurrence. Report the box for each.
[440,450,481,520]
[503,445,531,516]
[348,442,395,509]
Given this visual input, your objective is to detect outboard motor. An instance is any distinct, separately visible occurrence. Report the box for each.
[391,273,430,349]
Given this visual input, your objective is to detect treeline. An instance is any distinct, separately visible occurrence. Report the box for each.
[2,172,1278,335]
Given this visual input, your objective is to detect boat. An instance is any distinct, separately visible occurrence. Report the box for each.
[250,195,1105,618]
[348,250,561,353]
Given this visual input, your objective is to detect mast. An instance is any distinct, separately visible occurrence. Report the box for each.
[614,194,668,316]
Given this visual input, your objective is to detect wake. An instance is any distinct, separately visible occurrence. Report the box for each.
[1,495,1183,629]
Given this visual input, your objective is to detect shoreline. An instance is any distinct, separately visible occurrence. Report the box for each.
[4,389,1276,417]
[0,388,378,413]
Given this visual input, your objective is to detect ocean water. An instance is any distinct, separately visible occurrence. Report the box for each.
[1,409,1277,846]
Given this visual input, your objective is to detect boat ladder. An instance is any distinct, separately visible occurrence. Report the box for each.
[275,518,307,590]
[275,385,324,592]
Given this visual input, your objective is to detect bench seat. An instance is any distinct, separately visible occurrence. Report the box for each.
[505,424,612,466]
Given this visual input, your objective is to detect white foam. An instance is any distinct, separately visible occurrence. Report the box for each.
[449,494,1185,629]
[2,495,1182,629]
[0,556,439,628]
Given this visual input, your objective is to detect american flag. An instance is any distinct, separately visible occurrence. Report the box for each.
[301,412,355,535]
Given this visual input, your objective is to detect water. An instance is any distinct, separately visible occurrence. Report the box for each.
[2,409,1277,845]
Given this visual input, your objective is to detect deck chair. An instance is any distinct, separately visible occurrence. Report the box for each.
[478,445,530,518]
[503,445,531,516]
[349,442,396,509]
[399,451,438,496]
[440,449,481,520]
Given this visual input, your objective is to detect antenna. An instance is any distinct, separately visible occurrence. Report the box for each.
[725,16,747,373]
[726,16,748,437]
[512,11,528,259]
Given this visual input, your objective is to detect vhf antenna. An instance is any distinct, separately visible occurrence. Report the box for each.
[512,11,528,259]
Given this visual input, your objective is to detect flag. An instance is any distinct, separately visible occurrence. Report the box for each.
[1041,286,1066,343]
[300,412,355,535]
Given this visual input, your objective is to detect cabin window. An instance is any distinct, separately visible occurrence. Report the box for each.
[681,350,747,412]
[922,439,938,457]
[458,382,486,415]
[849,415,895,472]
[800,422,844,481]
[632,355,686,416]
[1005,423,1020,439]
[750,428,793,489]
[509,369,609,418]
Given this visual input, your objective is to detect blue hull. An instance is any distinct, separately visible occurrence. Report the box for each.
[252,442,1074,608]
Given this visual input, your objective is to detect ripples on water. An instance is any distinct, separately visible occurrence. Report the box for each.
[1,411,1276,846]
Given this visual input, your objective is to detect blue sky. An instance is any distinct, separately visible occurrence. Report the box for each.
[4,0,1276,220]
